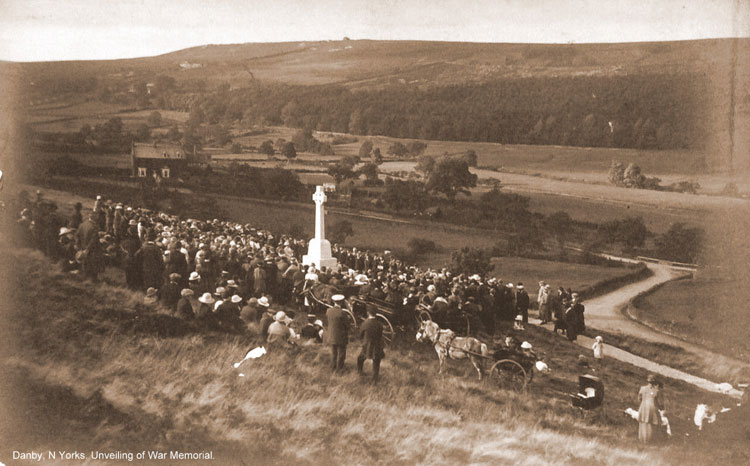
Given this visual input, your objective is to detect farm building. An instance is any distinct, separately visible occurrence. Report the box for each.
[131,142,209,179]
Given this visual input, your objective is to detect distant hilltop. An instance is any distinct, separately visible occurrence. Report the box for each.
[6,38,748,171]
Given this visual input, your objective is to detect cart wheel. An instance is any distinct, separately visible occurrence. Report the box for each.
[489,359,527,392]
[376,313,395,344]
[343,309,358,330]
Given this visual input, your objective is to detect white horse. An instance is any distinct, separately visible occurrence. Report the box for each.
[416,319,490,380]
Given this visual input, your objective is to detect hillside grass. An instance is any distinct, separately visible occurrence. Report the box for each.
[1,244,745,465]
[632,278,750,362]
[585,328,736,384]
[490,257,637,298]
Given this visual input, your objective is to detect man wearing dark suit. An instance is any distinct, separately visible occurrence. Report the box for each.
[357,306,384,383]
[74,213,105,280]
[515,283,530,324]
[136,235,164,290]
[326,295,350,373]
[160,273,182,311]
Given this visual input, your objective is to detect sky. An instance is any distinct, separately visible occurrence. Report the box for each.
[0,0,748,62]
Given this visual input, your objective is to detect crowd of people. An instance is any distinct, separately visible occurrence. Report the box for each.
[11,190,587,371]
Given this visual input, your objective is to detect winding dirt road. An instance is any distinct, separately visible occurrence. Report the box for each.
[533,260,748,398]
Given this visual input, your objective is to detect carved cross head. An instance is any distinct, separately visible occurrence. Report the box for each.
[312,186,327,205]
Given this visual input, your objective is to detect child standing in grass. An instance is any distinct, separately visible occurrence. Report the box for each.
[592,336,604,371]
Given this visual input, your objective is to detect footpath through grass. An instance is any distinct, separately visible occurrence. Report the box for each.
[1,245,747,465]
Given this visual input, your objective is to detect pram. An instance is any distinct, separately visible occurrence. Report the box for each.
[569,374,604,409]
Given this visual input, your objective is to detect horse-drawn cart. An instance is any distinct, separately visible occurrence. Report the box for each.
[416,316,546,392]
[303,283,396,344]
[486,345,540,392]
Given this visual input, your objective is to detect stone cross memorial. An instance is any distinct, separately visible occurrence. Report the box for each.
[302,185,338,270]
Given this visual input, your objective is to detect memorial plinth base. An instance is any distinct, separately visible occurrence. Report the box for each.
[302,238,338,270]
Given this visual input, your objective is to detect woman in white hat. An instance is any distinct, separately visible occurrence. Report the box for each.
[188,271,202,294]
[258,296,275,338]
[196,292,215,320]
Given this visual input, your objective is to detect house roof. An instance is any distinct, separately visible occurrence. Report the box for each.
[133,143,185,160]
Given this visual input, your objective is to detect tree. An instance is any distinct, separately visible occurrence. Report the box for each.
[387,142,407,157]
[166,125,181,142]
[623,163,645,188]
[93,117,124,149]
[359,162,380,185]
[451,247,494,275]
[181,126,202,154]
[319,142,335,156]
[407,141,427,156]
[348,109,363,134]
[147,111,162,127]
[187,107,204,127]
[381,179,428,211]
[425,157,477,199]
[463,150,478,167]
[281,142,297,160]
[266,168,304,200]
[259,140,275,157]
[292,129,313,151]
[134,82,149,108]
[358,140,373,158]
[327,158,356,184]
[281,100,301,127]
[507,221,545,256]
[155,74,177,94]
[617,216,648,250]
[328,220,354,245]
[547,210,573,248]
[598,216,648,250]
[155,75,176,93]
[608,160,625,186]
[415,155,435,174]
[135,123,151,142]
[655,223,703,263]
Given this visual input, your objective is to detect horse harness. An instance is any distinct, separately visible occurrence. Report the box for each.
[436,328,457,356]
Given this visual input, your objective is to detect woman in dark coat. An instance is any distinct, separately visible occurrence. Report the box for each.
[565,293,585,341]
